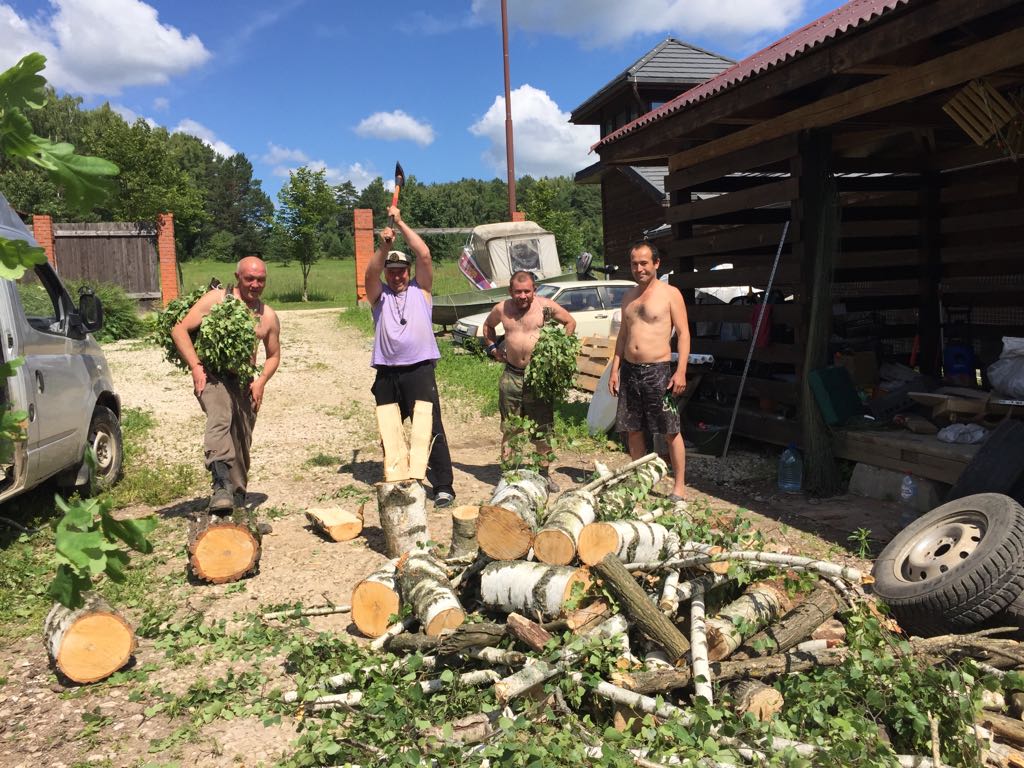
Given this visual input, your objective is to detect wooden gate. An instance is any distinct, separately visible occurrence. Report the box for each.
[52,221,160,300]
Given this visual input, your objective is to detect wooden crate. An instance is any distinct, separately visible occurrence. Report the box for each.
[575,336,616,393]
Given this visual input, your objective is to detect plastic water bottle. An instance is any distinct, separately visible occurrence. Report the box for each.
[899,473,919,527]
[777,444,803,493]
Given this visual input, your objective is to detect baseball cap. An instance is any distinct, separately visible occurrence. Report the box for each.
[385,250,411,268]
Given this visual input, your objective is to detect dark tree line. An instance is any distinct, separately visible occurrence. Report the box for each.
[0,89,602,266]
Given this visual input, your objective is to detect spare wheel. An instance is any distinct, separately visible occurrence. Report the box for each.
[871,493,1024,635]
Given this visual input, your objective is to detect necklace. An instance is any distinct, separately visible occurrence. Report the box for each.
[392,289,408,326]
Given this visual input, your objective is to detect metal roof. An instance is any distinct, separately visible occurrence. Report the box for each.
[571,37,733,121]
[595,0,912,149]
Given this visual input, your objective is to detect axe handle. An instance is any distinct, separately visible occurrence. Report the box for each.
[387,185,401,229]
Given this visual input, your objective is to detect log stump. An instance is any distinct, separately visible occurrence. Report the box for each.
[188,517,261,584]
[351,561,401,638]
[447,506,480,560]
[306,505,364,542]
[377,480,429,558]
[477,472,548,560]
[44,595,135,684]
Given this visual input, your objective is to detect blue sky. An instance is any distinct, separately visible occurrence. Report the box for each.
[0,0,844,202]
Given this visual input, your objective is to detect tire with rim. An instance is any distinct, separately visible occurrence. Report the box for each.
[872,493,1024,635]
[87,405,123,490]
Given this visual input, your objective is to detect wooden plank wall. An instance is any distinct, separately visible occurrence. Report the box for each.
[53,222,160,298]
[665,135,804,416]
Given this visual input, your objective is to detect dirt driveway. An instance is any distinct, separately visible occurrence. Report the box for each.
[0,308,899,768]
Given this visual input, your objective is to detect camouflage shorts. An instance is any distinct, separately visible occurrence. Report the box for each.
[615,360,680,436]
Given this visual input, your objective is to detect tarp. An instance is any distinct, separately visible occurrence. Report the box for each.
[469,221,561,286]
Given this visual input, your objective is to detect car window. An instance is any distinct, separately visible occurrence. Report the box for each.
[598,285,630,309]
[556,288,601,312]
[535,284,559,299]
[16,266,67,335]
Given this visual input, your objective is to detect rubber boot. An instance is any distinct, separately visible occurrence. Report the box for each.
[209,461,234,515]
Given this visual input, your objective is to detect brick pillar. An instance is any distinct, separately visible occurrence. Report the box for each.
[353,208,375,304]
[32,214,56,268]
[511,211,526,222]
[156,213,179,306]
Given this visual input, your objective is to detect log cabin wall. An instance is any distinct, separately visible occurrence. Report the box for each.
[602,171,667,271]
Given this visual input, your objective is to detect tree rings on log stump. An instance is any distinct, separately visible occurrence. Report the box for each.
[306,505,364,542]
[477,505,534,561]
[351,561,400,638]
[188,518,261,584]
[44,595,135,684]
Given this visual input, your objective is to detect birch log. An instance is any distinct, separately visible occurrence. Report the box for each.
[593,553,690,662]
[447,506,479,560]
[398,552,466,637]
[733,583,840,660]
[376,480,429,558]
[44,595,135,684]
[706,581,792,662]
[533,489,597,566]
[577,520,678,567]
[725,680,784,721]
[479,561,592,621]
[188,517,261,584]
[477,471,549,560]
[351,560,401,638]
[592,457,671,519]
[305,505,364,542]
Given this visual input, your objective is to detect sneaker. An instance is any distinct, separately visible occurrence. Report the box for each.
[209,486,234,513]
[434,489,455,509]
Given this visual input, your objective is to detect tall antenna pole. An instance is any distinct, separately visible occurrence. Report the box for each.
[501,0,517,218]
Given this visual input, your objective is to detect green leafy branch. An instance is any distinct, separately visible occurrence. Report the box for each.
[524,319,581,405]
[48,495,157,609]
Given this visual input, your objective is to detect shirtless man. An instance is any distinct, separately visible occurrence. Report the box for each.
[482,271,575,490]
[608,242,690,500]
[171,256,281,513]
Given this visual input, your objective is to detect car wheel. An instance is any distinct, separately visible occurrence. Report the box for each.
[872,493,1024,635]
[88,405,123,490]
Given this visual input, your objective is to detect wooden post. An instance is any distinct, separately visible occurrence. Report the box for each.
[792,131,841,495]
[918,172,942,377]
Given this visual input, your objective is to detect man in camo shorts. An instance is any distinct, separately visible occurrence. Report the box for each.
[609,241,691,501]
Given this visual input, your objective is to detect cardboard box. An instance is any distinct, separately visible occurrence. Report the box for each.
[835,351,878,389]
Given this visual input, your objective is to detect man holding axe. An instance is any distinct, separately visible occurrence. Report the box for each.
[364,166,456,507]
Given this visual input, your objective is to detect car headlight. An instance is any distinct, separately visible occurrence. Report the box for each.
[455,322,469,333]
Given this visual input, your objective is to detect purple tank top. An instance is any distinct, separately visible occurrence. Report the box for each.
[371,280,440,367]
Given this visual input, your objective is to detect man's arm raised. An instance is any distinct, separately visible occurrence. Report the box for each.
[364,226,393,307]
[171,288,224,396]
[390,205,433,295]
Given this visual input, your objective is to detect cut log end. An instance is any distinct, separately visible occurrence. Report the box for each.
[189,521,261,584]
[351,580,401,638]
[563,569,593,605]
[577,522,618,566]
[45,600,136,685]
[305,506,364,542]
[477,505,534,560]
[533,529,577,566]
[425,606,467,637]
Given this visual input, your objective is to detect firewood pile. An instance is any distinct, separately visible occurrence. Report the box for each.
[287,453,1024,766]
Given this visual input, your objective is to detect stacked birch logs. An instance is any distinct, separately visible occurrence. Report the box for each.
[317,452,1024,763]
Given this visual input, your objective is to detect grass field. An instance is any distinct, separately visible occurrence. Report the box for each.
[181,258,474,311]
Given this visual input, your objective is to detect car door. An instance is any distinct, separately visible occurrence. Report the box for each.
[14,265,91,477]
[553,287,605,337]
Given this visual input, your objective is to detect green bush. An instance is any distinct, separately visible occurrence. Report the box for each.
[64,279,144,342]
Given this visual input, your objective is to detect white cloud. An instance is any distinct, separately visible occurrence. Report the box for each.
[470,0,805,45]
[260,144,381,190]
[173,118,236,158]
[469,84,598,178]
[354,110,435,147]
[110,103,157,127]
[0,0,210,96]
[152,96,169,111]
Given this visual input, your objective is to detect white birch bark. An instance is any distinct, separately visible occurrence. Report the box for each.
[479,561,591,620]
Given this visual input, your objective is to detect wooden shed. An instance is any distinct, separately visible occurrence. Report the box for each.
[594,0,1024,491]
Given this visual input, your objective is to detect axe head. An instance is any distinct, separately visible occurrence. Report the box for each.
[394,161,405,190]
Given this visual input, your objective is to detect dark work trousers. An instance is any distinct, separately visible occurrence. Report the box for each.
[370,360,454,491]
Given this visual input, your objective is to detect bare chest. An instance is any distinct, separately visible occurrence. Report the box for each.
[624,294,669,325]
[502,303,545,334]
